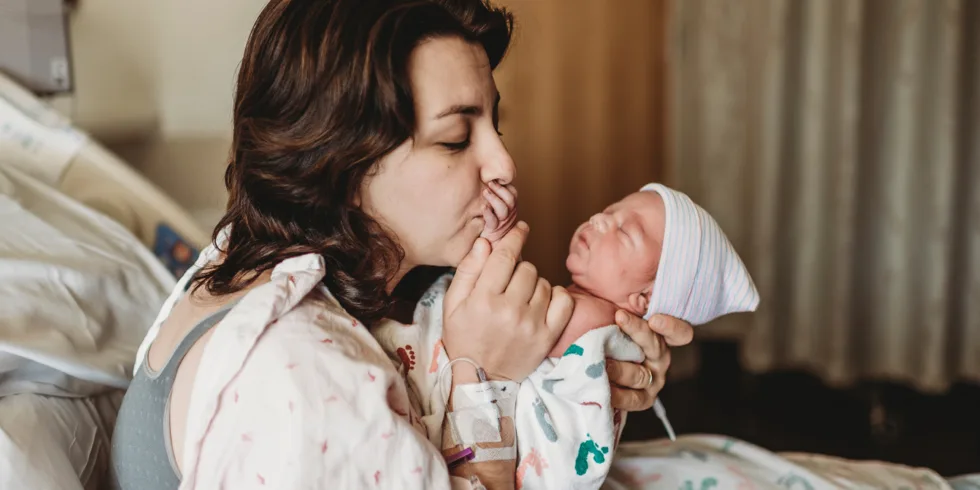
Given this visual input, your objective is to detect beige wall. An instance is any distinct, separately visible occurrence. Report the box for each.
[63,0,266,229]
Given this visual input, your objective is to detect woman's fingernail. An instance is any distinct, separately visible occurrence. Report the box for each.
[615,310,627,325]
[516,221,529,231]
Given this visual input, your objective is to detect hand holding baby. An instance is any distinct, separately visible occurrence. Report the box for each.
[443,222,574,382]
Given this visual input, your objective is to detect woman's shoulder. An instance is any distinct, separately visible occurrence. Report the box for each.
[251,289,397,374]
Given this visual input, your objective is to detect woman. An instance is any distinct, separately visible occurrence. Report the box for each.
[109,1,692,489]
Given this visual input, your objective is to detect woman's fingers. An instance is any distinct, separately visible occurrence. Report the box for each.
[610,385,655,412]
[615,310,667,363]
[444,237,492,313]
[505,262,539,303]
[528,277,552,319]
[649,315,695,347]
[608,358,667,412]
[607,358,666,392]
[477,221,528,293]
[606,359,650,389]
[543,285,574,333]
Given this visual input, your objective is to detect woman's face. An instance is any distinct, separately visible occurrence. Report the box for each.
[360,36,515,277]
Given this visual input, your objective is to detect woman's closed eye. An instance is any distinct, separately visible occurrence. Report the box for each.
[440,137,471,152]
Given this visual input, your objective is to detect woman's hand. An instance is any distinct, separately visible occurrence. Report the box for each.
[443,222,573,382]
[480,180,519,244]
[607,311,694,411]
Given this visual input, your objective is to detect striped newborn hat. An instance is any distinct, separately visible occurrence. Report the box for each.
[640,183,760,323]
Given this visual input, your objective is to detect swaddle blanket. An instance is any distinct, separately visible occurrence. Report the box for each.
[376,183,759,489]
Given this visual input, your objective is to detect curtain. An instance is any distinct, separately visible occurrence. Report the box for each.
[668,0,980,393]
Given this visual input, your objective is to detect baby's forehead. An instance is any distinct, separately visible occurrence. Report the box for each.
[614,191,666,242]
[609,191,664,214]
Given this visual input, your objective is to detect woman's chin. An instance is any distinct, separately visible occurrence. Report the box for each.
[444,225,484,268]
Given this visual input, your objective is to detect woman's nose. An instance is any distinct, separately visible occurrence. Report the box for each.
[480,136,516,186]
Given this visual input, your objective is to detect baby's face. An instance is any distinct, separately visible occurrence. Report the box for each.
[566,191,666,309]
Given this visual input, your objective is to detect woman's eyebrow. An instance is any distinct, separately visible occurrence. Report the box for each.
[436,104,481,119]
[435,93,501,119]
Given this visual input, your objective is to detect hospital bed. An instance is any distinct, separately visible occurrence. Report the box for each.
[0,71,206,489]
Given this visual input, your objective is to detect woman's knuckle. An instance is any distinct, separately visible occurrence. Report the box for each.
[497,248,518,263]
[634,367,649,387]
[629,390,645,408]
[519,261,538,277]
[605,360,620,379]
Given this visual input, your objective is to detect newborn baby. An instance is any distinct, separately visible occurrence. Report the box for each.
[373,183,759,490]
[549,188,668,358]
[507,183,759,489]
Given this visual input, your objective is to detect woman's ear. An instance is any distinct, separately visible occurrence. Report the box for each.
[626,290,651,316]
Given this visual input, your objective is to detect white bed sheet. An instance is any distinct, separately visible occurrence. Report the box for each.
[0,390,122,490]
[0,162,175,397]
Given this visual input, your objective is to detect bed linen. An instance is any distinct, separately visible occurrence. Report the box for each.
[603,436,979,490]
[0,390,122,490]
[0,162,174,397]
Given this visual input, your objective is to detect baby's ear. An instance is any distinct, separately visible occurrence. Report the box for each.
[627,290,651,316]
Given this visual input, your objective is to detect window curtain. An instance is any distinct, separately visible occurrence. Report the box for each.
[668,0,980,392]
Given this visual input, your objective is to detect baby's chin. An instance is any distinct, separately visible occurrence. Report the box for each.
[564,252,580,276]
[565,254,592,290]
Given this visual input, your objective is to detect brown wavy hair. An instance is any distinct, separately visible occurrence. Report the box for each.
[195,0,513,326]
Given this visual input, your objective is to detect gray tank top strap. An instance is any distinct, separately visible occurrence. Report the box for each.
[145,299,240,379]
[111,298,242,490]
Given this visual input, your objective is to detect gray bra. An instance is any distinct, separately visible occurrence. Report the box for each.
[110,300,238,490]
